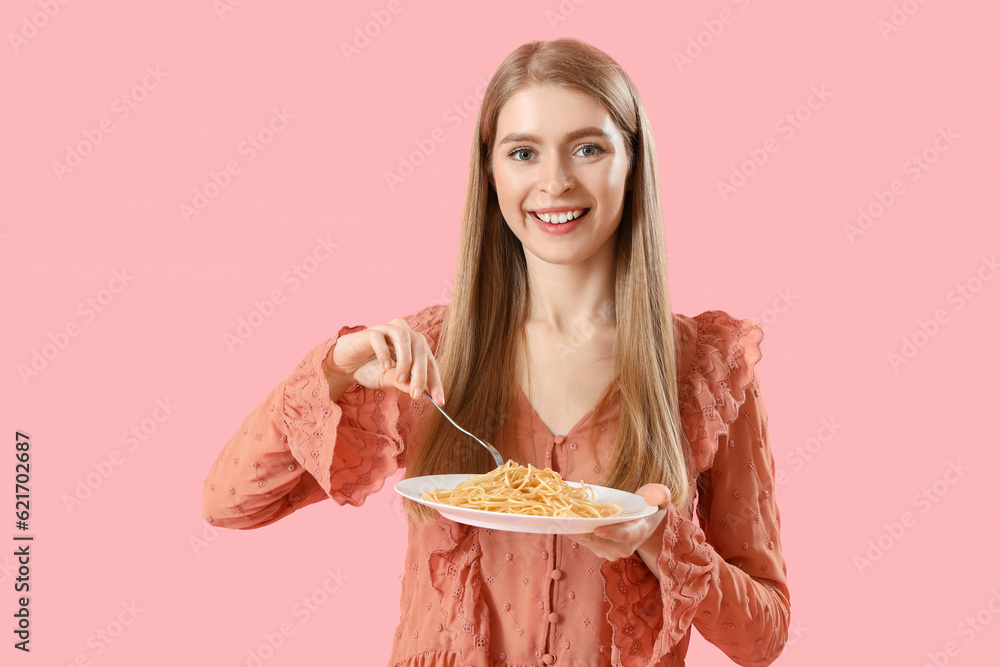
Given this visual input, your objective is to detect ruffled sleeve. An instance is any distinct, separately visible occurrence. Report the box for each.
[201,304,447,529]
[601,310,789,666]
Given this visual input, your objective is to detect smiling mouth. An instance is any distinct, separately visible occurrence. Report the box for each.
[529,208,590,224]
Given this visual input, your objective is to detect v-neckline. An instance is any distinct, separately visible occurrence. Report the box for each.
[513,379,618,439]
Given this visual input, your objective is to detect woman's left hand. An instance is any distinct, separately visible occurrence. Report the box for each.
[568,484,673,561]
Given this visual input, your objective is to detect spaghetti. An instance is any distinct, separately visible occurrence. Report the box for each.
[422,460,623,518]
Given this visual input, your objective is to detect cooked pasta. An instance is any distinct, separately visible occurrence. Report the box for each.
[422,460,623,518]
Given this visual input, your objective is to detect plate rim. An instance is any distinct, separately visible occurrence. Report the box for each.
[393,473,656,534]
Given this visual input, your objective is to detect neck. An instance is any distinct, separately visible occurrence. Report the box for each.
[522,235,616,333]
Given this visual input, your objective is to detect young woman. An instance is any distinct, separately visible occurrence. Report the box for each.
[203,38,790,667]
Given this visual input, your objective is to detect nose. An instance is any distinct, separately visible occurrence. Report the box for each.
[537,150,573,196]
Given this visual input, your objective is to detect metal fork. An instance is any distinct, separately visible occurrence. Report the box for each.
[422,390,504,468]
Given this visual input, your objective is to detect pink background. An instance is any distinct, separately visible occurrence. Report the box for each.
[4,1,999,665]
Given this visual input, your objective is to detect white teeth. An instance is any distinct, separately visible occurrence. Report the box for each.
[536,209,586,224]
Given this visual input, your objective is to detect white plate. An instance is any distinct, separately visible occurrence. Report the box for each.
[394,473,657,535]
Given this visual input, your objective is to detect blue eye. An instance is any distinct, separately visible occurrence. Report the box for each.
[506,144,606,162]
[576,144,606,157]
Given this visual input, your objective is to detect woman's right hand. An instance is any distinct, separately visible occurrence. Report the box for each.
[325,318,445,405]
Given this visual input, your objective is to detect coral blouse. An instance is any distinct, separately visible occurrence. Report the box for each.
[202,304,790,667]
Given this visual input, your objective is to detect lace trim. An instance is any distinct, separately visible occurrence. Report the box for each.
[282,324,369,505]
[415,520,490,663]
[675,310,764,472]
[601,505,715,664]
[281,304,447,507]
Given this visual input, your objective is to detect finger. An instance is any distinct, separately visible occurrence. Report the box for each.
[368,329,393,371]
[591,525,618,541]
[389,325,413,387]
[408,340,429,400]
[568,533,611,558]
[594,520,643,543]
[639,484,671,508]
[426,349,445,405]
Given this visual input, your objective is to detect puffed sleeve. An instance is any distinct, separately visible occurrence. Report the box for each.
[601,311,789,666]
[201,304,447,530]
[689,367,789,665]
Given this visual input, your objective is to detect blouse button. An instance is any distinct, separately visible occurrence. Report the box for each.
[542,654,555,664]
[548,612,561,623]
[554,435,565,445]
[550,569,564,580]
[567,591,575,600]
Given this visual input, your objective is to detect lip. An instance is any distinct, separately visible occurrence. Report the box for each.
[530,206,590,215]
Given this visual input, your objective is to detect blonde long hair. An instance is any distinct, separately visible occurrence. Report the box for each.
[405,38,691,522]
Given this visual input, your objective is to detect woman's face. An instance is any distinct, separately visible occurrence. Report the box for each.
[491,84,631,268]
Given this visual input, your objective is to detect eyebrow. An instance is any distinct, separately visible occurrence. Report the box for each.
[497,126,612,146]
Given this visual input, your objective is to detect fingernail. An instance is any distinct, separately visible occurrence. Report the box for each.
[383,360,391,370]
